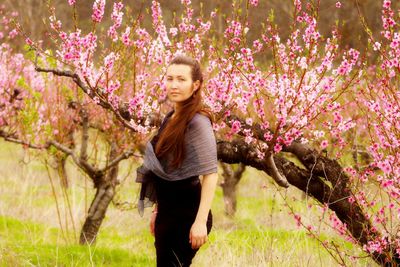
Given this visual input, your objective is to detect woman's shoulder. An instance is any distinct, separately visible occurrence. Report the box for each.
[189,112,212,127]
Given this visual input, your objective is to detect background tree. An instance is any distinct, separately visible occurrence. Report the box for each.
[220,162,246,217]
[0,42,144,244]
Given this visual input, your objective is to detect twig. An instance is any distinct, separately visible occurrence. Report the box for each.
[100,150,141,172]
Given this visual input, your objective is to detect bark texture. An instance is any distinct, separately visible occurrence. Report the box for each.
[79,143,119,245]
[79,183,116,244]
[220,163,246,217]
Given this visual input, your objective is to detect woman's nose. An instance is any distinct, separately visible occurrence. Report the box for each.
[171,80,178,88]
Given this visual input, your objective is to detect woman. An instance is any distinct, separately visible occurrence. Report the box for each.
[137,55,218,267]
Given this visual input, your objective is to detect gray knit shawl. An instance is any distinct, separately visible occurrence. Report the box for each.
[142,113,218,180]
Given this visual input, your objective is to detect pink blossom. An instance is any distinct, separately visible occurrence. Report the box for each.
[169,27,178,37]
[320,140,328,149]
[274,143,282,153]
[25,38,33,46]
[293,213,302,227]
[294,0,301,12]
[151,1,171,46]
[249,0,259,7]
[92,0,105,23]
[231,120,241,134]
[103,52,119,72]
[335,2,342,8]
[121,27,131,46]
[253,39,263,52]
[106,80,120,94]
[111,2,123,28]
[383,0,391,9]
[373,41,381,51]
[68,0,76,5]
[107,27,118,41]
[364,237,388,254]
[8,29,18,39]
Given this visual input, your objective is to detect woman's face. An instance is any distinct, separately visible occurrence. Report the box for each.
[166,64,199,104]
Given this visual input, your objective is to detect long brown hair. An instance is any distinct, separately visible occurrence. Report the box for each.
[155,55,212,168]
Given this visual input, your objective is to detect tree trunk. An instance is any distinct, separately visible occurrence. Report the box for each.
[79,182,115,244]
[220,163,245,217]
[79,143,119,245]
[57,156,69,188]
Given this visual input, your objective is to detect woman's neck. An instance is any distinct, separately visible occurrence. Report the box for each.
[173,103,184,118]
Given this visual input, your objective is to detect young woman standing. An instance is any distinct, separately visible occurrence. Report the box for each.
[137,55,218,266]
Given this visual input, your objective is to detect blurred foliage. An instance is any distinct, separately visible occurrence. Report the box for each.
[1,0,398,61]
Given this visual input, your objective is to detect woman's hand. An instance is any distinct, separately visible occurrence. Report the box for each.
[190,172,218,249]
[150,210,157,236]
[189,220,208,249]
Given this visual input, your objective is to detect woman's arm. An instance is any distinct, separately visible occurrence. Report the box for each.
[150,204,157,236]
[189,172,218,249]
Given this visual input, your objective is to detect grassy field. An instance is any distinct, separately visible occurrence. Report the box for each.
[0,139,376,266]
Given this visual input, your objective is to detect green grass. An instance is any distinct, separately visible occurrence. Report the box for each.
[0,216,153,267]
[0,215,337,267]
[0,139,376,266]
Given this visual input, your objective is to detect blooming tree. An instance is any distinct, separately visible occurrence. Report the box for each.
[1,8,145,243]
[345,0,400,262]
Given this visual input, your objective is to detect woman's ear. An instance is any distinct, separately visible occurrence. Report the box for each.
[193,80,200,92]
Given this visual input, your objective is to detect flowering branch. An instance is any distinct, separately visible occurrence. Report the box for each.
[34,65,140,132]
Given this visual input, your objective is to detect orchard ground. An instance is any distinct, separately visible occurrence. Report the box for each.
[0,139,375,266]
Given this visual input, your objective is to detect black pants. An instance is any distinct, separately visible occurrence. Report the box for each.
[154,175,212,267]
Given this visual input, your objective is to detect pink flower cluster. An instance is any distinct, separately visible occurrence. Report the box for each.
[49,14,62,31]
[57,30,97,68]
[121,26,131,46]
[224,20,244,49]
[108,2,124,42]
[92,0,105,23]
[364,237,389,254]
[178,1,195,34]
[0,44,58,143]
[334,48,359,76]
[151,1,170,47]
[103,52,119,72]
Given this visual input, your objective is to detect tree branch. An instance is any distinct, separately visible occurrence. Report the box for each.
[80,108,89,162]
[0,130,46,149]
[34,65,142,132]
[217,138,380,257]
[100,149,140,173]
[224,116,289,187]
[234,163,246,179]
[265,153,289,188]
[48,140,100,178]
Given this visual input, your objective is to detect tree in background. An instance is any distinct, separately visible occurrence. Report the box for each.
[0,23,142,244]
[2,0,396,57]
